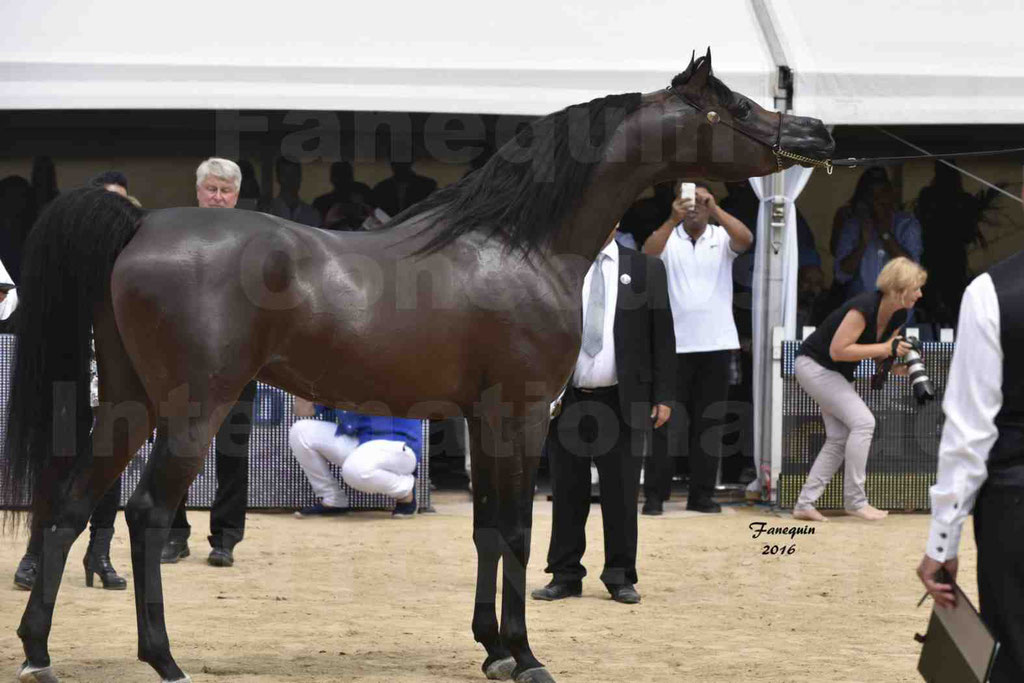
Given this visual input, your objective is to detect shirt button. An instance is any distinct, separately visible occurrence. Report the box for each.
[937,547,944,553]
[940,533,947,539]
[953,503,959,509]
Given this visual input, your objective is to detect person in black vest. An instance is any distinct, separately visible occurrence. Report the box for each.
[917,194,1024,680]
[792,257,926,522]
[531,227,676,604]
[161,158,256,568]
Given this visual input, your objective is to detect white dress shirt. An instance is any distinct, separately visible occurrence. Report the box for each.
[573,240,619,389]
[0,256,17,321]
[661,223,741,353]
[927,273,1003,562]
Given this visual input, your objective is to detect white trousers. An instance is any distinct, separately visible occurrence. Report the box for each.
[793,355,876,512]
[289,419,417,508]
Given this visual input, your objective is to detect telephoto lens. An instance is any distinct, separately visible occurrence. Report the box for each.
[900,338,935,404]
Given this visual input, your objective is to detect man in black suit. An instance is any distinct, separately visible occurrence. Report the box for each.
[532,228,676,604]
[371,162,437,217]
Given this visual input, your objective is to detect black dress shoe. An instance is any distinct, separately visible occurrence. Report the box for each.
[530,581,582,601]
[207,547,234,567]
[160,539,190,564]
[641,498,663,516]
[686,497,722,513]
[607,583,641,604]
[13,553,38,590]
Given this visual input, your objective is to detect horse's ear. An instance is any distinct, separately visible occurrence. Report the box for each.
[671,49,702,89]
[684,50,713,93]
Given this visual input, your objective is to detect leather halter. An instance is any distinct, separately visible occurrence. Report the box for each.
[665,87,833,175]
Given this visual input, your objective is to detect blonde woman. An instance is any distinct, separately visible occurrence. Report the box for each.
[792,257,927,522]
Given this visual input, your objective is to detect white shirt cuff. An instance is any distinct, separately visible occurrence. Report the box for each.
[926,518,963,562]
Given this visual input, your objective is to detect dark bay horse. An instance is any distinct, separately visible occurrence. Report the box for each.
[3,51,833,683]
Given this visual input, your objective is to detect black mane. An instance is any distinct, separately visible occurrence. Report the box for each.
[388,92,643,255]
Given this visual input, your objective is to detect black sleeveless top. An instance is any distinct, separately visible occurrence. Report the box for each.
[987,253,1024,472]
[797,291,907,382]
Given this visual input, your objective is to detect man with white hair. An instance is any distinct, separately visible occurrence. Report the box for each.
[195,157,241,209]
[162,157,256,568]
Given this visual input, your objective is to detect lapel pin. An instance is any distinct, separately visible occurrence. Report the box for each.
[620,274,631,285]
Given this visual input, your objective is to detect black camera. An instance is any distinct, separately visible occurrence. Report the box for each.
[870,336,936,404]
[899,337,936,404]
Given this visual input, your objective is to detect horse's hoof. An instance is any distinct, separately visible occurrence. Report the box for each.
[17,664,59,683]
[484,656,516,680]
[162,677,192,683]
[514,667,556,683]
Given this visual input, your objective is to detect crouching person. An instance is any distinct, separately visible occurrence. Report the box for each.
[290,398,422,518]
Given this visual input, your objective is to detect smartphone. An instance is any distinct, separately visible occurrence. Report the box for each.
[679,182,696,204]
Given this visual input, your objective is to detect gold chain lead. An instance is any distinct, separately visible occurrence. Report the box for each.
[774,149,834,175]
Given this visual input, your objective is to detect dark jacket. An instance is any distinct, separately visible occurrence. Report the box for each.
[570,246,676,432]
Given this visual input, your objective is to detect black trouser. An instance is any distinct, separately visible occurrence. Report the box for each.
[975,484,1024,682]
[644,350,731,503]
[89,476,121,533]
[544,386,643,587]
[170,380,257,550]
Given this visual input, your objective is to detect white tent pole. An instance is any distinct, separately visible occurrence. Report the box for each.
[750,0,792,504]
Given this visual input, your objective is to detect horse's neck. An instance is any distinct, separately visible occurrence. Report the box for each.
[550,161,657,263]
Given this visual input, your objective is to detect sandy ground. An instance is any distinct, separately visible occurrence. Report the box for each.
[0,492,973,683]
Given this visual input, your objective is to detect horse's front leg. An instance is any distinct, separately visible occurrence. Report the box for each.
[124,424,205,683]
[495,413,555,683]
[468,418,516,681]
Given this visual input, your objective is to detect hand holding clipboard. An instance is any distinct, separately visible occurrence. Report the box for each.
[917,557,960,609]
[915,557,999,683]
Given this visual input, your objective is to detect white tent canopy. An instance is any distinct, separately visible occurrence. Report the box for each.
[761,0,1024,124]
[5,2,1023,121]
[0,0,775,114]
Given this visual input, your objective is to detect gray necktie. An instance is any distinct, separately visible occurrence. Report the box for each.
[582,254,606,357]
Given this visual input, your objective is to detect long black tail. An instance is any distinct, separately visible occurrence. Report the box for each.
[1,187,143,509]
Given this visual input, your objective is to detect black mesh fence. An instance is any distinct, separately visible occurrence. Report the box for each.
[778,340,952,511]
[0,335,430,511]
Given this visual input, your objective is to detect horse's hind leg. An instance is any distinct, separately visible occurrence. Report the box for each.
[468,419,515,680]
[17,309,154,681]
[123,379,250,682]
[123,423,201,682]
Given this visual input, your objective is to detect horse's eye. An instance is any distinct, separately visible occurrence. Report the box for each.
[734,101,752,120]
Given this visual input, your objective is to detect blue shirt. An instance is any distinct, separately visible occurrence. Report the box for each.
[834,211,923,296]
[313,406,423,461]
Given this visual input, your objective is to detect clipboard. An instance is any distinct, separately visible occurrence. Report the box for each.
[917,578,999,683]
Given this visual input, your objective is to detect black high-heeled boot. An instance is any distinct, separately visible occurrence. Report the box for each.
[83,527,127,590]
[13,552,38,590]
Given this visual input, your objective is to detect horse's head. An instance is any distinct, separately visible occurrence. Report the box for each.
[650,48,835,180]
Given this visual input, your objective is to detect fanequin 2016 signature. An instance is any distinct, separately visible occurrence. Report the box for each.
[749,521,816,556]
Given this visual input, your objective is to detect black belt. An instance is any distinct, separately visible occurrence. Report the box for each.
[573,385,618,395]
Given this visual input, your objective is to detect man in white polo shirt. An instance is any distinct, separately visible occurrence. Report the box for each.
[642,183,753,514]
